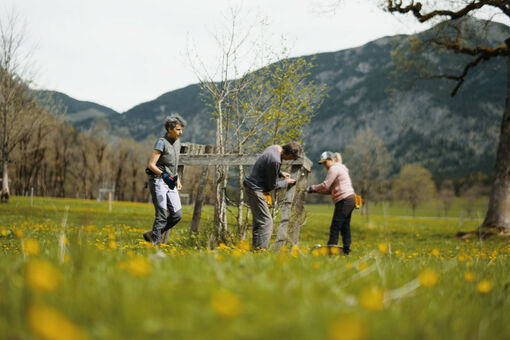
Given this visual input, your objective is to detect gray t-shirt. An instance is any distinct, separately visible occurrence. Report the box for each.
[243,145,288,192]
[154,135,180,176]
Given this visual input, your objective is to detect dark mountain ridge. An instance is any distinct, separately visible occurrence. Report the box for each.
[40,18,509,178]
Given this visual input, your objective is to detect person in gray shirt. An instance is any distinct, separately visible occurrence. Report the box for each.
[244,142,303,250]
[143,113,186,245]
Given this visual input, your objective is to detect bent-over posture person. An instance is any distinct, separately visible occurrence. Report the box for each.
[143,113,186,245]
[243,142,303,250]
[306,151,355,255]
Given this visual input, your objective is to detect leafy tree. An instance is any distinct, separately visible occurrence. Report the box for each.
[437,180,456,217]
[190,8,324,242]
[383,0,510,233]
[393,164,436,217]
[461,183,488,218]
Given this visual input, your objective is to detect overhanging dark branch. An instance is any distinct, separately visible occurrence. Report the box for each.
[428,54,485,96]
[387,0,510,22]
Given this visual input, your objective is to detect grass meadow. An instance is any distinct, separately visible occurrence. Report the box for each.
[0,196,509,340]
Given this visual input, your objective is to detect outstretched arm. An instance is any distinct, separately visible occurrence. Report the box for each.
[311,168,338,194]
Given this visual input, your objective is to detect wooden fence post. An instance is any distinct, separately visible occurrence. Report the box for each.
[274,164,301,251]
[190,145,214,235]
[290,170,309,245]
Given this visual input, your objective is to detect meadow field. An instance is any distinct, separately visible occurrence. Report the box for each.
[0,196,509,340]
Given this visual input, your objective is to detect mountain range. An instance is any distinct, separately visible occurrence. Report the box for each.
[41,18,509,178]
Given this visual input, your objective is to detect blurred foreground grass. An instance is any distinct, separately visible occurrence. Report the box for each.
[0,196,508,340]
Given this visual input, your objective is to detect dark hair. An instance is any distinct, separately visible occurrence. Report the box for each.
[282,142,303,159]
[165,113,187,131]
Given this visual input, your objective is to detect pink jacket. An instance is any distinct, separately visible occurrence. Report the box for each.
[311,163,355,203]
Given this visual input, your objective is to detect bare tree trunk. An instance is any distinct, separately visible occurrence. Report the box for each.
[1,160,9,202]
[81,151,89,199]
[237,164,244,239]
[481,56,510,233]
[214,105,228,242]
[190,166,209,235]
[214,164,228,242]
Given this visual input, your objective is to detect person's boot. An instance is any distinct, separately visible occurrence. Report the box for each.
[143,231,153,244]
[343,246,350,255]
[161,229,170,244]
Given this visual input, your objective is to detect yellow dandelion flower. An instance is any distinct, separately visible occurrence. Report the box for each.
[59,235,69,245]
[431,249,440,257]
[290,245,300,258]
[238,240,251,251]
[319,246,329,256]
[25,259,61,293]
[23,238,41,256]
[127,256,151,277]
[280,245,289,253]
[215,254,224,261]
[27,304,88,340]
[312,249,320,257]
[232,249,244,258]
[359,286,384,311]
[464,271,475,283]
[14,228,24,238]
[109,240,118,250]
[328,315,365,340]
[345,262,352,269]
[330,247,341,256]
[377,243,388,254]
[1,227,9,237]
[211,290,241,318]
[457,255,465,262]
[418,268,439,287]
[477,280,492,294]
[217,243,229,250]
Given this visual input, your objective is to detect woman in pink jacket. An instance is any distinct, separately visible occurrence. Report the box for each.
[307,151,356,255]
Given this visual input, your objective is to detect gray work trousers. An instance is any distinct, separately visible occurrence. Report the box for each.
[244,186,273,250]
[149,176,183,244]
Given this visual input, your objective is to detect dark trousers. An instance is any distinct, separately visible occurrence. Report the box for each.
[327,195,356,250]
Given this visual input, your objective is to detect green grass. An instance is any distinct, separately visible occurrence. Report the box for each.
[0,196,508,340]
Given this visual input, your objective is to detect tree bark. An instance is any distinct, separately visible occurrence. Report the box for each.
[481,56,510,233]
[237,164,244,239]
[190,165,209,235]
[1,160,9,202]
[214,104,228,242]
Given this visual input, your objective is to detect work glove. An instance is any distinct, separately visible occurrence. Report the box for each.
[161,173,177,190]
[305,186,314,193]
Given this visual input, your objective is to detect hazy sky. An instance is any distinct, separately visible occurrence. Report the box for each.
[3,0,433,112]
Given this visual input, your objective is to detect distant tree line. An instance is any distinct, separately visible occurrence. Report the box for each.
[5,109,152,202]
[305,127,490,220]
